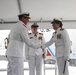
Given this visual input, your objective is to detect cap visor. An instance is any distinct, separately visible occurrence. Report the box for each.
[24,16,30,19]
[31,26,39,28]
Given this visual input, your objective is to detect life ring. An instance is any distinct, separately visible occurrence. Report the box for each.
[4,38,9,49]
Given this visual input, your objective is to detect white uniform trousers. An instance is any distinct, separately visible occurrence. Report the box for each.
[29,55,42,75]
[56,56,69,75]
[7,56,24,75]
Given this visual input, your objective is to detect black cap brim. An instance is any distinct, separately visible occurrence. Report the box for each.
[24,16,30,19]
[31,25,39,28]
[51,20,61,24]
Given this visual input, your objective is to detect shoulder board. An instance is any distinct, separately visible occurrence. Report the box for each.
[60,28,64,31]
[53,32,56,34]
[28,33,32,35]
[53,32,55,34]
[39,33,43,35]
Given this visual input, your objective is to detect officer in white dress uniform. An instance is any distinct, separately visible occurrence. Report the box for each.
[25,23,45,75]
[6,13,42,75]
[42,19,71,75]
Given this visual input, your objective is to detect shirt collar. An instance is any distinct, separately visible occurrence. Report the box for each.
[55,28,61,32]
[32,32,38,35]
[32,32,38,37]
[19,21,27,28]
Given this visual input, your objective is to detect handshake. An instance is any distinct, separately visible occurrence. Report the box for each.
[34,43,44,49]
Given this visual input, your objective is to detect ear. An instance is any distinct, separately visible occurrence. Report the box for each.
[21,17,24,20]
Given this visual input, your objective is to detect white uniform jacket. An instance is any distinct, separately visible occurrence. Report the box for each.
[42,28,71,57]
[25,32,45,56]
[6,21,41,57]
